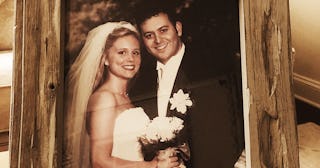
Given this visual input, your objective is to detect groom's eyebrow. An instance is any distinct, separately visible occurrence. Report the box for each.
[158,25,169,30]
[143,31,152,35]
[144,25,168,33]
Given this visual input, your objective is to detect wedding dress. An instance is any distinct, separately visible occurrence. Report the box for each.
[111,107,150,161]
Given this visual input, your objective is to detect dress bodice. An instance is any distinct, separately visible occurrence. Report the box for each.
[111,107,150,161]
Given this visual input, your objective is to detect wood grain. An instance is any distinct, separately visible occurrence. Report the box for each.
[242,0,299,167]
[0,86,10,152]
[9,0,23,166]
[10,0,63,167]
[0,131,9,152]
[0,86,10,131]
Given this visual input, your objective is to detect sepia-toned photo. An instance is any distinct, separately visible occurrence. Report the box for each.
[3,0,310,167]
[63,0,244,167]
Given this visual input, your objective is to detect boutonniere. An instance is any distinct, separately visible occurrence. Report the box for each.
[169,89,193,114]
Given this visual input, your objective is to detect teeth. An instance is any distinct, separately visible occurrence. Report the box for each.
[155,44,167,50]
[123,65,135,70]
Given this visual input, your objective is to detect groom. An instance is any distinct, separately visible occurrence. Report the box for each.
[130,0,243,167]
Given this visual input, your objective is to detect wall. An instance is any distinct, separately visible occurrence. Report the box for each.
[0,0,13,151]
[0,0,14,50]
[0,52,12,135]
[290,0,320,108]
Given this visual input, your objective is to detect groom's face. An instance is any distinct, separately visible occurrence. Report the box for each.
[140,13,182,64]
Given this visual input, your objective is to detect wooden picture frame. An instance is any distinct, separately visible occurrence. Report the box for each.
[10,0,299,167]
[239,0,299,167]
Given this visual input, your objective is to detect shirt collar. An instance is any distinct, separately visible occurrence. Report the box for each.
[156,43,185,71]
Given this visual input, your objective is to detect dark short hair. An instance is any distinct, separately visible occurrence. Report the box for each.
[134,0,179,30]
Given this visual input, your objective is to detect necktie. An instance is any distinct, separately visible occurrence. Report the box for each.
[157,66,164,84]
[157,66,166,117]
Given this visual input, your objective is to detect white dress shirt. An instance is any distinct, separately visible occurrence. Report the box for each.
[156,44,185,117]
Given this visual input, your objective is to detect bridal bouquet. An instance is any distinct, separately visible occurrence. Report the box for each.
[138,116,190,166]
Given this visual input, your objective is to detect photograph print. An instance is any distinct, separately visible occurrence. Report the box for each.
[63,0,245,167]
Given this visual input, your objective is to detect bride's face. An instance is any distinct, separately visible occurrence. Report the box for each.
[105,35,141,80]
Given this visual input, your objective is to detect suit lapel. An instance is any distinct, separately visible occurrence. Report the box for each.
[148,67,159,119]
[166,51,192,118]
[133,59,159,120]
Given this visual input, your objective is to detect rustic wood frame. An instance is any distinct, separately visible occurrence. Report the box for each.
[10,0,64,167]
[239,0,299,167]
[9,0,299,167]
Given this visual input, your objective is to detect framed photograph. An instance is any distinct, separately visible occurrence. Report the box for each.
[9,0,299,167]
[63,0,244,167]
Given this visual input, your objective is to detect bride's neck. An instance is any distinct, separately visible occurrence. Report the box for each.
[103,76,129,95]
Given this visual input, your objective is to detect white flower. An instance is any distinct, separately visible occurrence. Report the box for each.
[169,89,193,114]
[144,123,159,141]
[141,116,184,143]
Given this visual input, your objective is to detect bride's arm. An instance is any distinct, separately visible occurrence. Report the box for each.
[86,92,158,168]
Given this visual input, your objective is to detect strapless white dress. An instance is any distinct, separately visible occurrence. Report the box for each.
[111,107,150,161]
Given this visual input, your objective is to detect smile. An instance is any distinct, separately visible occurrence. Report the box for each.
[123,65,135,70]
[155,43,167,50]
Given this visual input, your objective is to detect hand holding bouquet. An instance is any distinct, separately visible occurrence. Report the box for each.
[138,116,190,168]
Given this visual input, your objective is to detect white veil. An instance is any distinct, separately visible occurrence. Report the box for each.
[64,21,138,168]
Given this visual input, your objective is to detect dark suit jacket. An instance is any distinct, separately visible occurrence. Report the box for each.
[130,47,244,168]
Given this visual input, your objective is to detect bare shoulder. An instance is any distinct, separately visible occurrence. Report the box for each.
[87,90,116,112]
[86,90,117,137]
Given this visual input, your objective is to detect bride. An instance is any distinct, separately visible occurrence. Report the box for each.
[66,21,180,168]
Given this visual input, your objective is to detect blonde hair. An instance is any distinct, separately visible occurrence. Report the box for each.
[94,27,141,90]
[64,22,139,168]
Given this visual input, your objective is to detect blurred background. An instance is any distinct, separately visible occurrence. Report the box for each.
[64,0,241,78]
[0,0,13,155]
